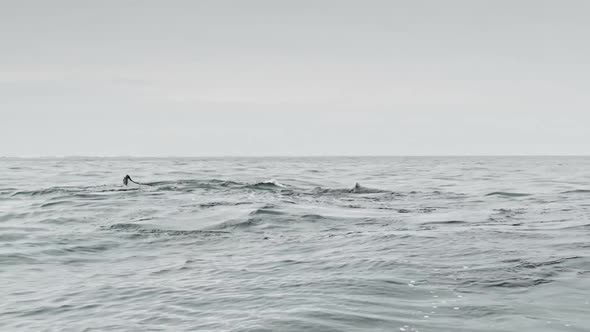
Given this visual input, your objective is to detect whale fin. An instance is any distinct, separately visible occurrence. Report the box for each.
[349,182,362,193]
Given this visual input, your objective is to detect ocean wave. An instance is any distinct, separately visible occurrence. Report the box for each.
[10,185,140,198]
[198,206,353,231]
[145,178,292,193]
[243,180,290,192]
[200,218,263,231]
[105,223,230,236]
[39,200,75,208]
[0,253,39,265]
[561,189,590,194]
[421,220,467,225]
[311,183,390,195]
[149,179,242,188]
[476,277,553,288]
[11,187,76,197]
[509,256,581,269]
[198,201,252,209]
[485,192,531,197]
[248,205,285,216]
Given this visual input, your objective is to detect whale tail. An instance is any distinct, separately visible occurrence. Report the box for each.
[123,175,141,186]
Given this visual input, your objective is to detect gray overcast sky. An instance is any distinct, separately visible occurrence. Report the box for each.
[1,0,589,156]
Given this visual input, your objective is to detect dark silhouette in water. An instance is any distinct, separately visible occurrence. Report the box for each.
[349,183,363,193]
[348,182,387,194]
[123,175,142,186]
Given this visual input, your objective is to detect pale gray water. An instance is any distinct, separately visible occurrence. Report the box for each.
[1,157,589,331]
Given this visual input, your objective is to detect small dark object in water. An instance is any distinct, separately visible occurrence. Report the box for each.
[349,182,362,193]
[123,175,141,186]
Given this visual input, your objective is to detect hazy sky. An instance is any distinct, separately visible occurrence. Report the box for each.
[1,0,589,156]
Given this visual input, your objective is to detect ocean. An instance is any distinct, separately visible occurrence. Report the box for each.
[1,157,589,331]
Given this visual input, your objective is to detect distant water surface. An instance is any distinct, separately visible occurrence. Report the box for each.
[1,157,589,331]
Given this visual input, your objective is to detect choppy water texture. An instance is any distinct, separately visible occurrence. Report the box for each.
[1,157,589,331]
